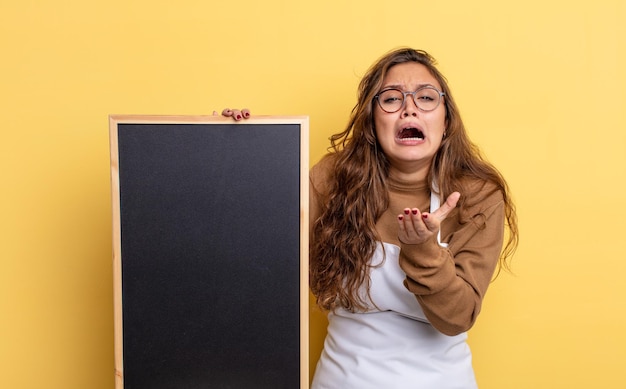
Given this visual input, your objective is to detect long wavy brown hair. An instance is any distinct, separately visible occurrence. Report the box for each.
[310,47,519,312]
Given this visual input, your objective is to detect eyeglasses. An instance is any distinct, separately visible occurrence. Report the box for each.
[374,86,445,113]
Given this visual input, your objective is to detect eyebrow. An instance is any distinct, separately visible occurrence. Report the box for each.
[380,83,437,90]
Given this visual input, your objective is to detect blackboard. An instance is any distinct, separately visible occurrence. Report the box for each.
[109,115,309,389]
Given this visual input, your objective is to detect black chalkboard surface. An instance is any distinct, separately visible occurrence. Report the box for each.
[109,115,309,389]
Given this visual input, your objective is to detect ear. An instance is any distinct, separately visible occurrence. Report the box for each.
[444,103,451,130]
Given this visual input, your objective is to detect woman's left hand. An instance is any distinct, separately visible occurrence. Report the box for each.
[397,192,461,245]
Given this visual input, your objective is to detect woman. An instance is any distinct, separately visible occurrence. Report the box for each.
[308,48,518,388]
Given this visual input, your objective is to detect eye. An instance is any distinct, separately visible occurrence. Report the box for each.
[383,96,402,103]
[379,89,404,104]
[418,95,434,101]
[416,90,437,101]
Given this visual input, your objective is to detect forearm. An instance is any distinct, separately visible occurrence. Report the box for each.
[399,201,505,335]
[400,241,483,335]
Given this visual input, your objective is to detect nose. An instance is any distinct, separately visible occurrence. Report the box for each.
[402,92,419,117]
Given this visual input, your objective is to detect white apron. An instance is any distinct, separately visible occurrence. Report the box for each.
[311,193,477,389]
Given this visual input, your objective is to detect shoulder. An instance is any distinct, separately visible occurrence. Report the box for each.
[310,153,338,195]
[441,176,505,242]
[458,176,504,217]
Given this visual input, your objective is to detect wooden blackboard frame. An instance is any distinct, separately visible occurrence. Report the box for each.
[109,115,309,388]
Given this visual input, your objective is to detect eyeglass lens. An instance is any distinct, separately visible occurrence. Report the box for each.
[377,87,442,113]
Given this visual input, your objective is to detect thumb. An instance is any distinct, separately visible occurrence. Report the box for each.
[432,191,460,221]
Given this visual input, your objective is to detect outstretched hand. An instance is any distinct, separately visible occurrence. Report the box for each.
[397,192,460,245]
[212,108,251,121]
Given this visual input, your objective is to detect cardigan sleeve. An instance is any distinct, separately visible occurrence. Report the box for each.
[399,182,505,336]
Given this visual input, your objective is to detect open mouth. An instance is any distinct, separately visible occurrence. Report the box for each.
[397,127,424,141]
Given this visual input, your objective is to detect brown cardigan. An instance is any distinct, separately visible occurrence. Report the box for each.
[310,154,505,336]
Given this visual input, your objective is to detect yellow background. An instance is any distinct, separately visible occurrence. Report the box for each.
[2,0,625,388]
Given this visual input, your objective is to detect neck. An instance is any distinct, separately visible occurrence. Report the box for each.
[388,161,431,184]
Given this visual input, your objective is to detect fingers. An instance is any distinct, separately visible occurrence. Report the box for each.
[397,208,431,244]
[220,108,251,121]
[231,109,243,120]
[397,192,461,244]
